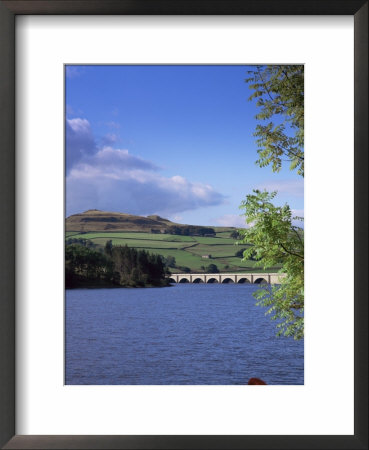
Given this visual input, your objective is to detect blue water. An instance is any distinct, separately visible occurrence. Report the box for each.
[65,284,303,385]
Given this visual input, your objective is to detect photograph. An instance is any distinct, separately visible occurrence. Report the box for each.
[65,64,304,385]
[1,0,367,446]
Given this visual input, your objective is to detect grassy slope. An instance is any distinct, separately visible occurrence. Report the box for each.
[66,231,281,273]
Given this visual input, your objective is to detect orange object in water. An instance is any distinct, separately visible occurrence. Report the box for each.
[248,377,267,385]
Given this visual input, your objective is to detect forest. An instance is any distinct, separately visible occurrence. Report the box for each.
[65,241,169,288]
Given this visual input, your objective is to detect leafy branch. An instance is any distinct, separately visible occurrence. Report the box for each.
[245,65,304,176]
[239,190,304,339]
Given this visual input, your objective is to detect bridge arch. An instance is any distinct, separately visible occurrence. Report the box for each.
[193,278,204,283]
[206,278,218,283]
[237,277,251,283]
[254,277,268,284]
[178,278,190,283]
[222,278,234,284]
[165,272,282,285]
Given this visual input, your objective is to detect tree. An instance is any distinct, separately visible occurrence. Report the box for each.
[239,190,304,339]
[164,255,176,268]
[230,230,240,239]
[66,243,168,288]
[240,64,304,340]
[235,248,247,258]
[166,225,216,237]
[65,244,115,287]
[104,239,113,257]
[246,65,304,176]
[207,263,219,273]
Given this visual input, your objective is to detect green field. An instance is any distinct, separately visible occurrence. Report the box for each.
[66,230,280,273]
[187,244,248,257]
[65,231,82,237]
[71,231,196,242]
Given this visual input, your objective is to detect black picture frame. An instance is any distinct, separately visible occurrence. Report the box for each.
[0,1,367,449]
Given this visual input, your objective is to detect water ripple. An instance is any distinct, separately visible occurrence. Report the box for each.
[66,284,304,385]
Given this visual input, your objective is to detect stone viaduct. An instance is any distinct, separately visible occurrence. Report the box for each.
[168,273,285,284]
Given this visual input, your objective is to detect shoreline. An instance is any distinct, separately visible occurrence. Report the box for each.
[65,280,171,290]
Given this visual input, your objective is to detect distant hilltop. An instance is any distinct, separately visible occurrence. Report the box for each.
[65,210,233,234]
[66,210,175,232]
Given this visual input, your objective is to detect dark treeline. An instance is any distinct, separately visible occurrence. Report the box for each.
[66,241,169,289]
[65,237,97,248]
[166,225,216,236]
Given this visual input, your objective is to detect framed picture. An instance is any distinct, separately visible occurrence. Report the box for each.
[1,1,367,449]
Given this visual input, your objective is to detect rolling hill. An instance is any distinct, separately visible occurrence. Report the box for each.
[66,210,280,273]
[66,210,176,233]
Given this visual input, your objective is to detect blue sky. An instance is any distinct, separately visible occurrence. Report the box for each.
[65,65,303,227]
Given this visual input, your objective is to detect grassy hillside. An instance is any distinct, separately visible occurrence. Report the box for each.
[67,210,186,233]
[66,229,281,273]
[66,211,282,273]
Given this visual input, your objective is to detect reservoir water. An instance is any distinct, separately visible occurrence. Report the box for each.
[66,283,303,385]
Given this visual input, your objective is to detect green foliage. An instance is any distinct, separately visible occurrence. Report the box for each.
[246,65,304,176]
[163,255,176,268]
[239,190,304,339]
[110,245,167,287]
[65,244,115,287]
[66,243,168,288]
[166,225,216,237]
[235,248,247,258]
[244,248,261,261]
[242,65,304,339]
[65,237,97,248]
[207,263,219,273]
[104,239,113,257]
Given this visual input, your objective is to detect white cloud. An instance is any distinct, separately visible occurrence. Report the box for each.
[66,119,225,217]
[257,179,304,196]
[292,209,304,217]
[68,146,156,181]
[214,214,246,228]
[66,118,96,173]
[67,167,224,217]
[100,133,119,146]
[68,118,91,133]
[172,215,183,222]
